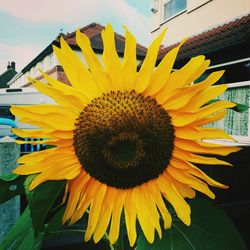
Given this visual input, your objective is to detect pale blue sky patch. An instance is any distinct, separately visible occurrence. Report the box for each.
[0,0,152,73]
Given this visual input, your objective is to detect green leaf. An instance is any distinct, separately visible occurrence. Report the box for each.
[0,207,34,250]
[46,205,66,232]
[44,229,111,250]
[137,199,247,250]
[29,180,66,236]
[24,174,38,201]
[231,103,249,113]
[32,232,45,250]
[0,173,19,181]
[206,99,249,113]
[0,173,25,204]
[0,207,45,250]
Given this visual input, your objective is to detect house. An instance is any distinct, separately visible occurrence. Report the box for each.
[8,23,147,88]
[150,1,250,246]
[0,62,17,88]
[151,2,250,144]
[150,0,250,46]
[156,12,250,145]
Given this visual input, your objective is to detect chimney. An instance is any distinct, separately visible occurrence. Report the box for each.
[11,61,15,70]
[7,62,11,70]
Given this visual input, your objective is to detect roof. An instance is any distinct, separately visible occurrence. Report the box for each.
[157,13,250,65]
[0,68,17,88]
[22,23,147,74]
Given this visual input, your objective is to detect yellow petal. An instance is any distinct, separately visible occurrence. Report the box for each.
[175,126,236,141]
[85,183,107,241]
[69,178,97,224]
[124,189,137,247]
[63,172,90,223]
[174,138,240,156]
[39,70,90,106]
[170,100,236,127]
[171,178,196,198]
[15,149,78,176]
[191,110,227,127]
[121,26,137,90]
[76,29,113,93]
[29,163,81,190]
[109,190,126,244]
[76,29,103,69]
[143,38,187,96]
[146,180,172,229]
[12,128,73,140]
[185,59,210,85]
[54,39,102,99]
[185,163,228,189]
[181,84,230,111]
[134,29,167,93]
[93,187,116,243]
[155,55,205,104]
[173,148,232,166]
[11,105,76,131]
[162,70,225,109]
[30,79,85,110]
[134,187,155,244]
[166,166,215,199]
[101,23,124,91]
[157,173,191,225]
[142,183,162,239]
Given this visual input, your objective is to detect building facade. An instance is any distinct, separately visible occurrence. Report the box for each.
[8,23,147,88]
[151,0,250,46]
[151,2,250,245]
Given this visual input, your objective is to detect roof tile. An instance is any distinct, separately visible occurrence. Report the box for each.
[158,13,250,63]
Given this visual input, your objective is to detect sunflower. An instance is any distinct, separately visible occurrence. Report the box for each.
[11,24,239,246]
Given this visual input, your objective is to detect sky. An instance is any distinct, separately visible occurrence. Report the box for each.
[0,0,152,74]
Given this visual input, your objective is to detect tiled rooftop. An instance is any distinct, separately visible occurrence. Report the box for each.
[157,13,250,63]
[55,23,147,58]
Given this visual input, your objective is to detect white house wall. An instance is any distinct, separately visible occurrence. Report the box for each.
[10,52,58,88]
[151,0,250,46]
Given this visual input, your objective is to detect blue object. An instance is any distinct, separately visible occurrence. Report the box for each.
[0,118,46,152]
[0,118,17,128]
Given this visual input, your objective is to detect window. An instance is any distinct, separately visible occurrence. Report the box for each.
[163,0,187,20]
[199,61,250,142]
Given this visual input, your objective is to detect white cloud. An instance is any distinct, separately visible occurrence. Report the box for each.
[0,43,41,74]
[0,0,151,44]
[0,0,152,74]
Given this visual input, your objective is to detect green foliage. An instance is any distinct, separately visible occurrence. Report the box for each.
[46,205,66,232]
[0,173,25,204]
[0,207,45,250]
[206,99,249,113]
[231,102,249,113]
[29,180,66,236]
[24,174,37,200]
[137,199,247,250]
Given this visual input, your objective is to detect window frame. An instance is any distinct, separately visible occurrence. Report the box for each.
[162,0,187,22]
[206,80,250,147]
[226,80,250,144]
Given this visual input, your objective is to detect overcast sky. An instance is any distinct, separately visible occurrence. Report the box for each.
[0,0,152,73]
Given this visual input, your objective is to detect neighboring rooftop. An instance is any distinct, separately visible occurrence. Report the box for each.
[22,23,147,74]
[0,62,17,88]
[157,13,250,66]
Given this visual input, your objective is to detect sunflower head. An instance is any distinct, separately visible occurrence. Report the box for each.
[11,23,239,246]
[73,89,175,188]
